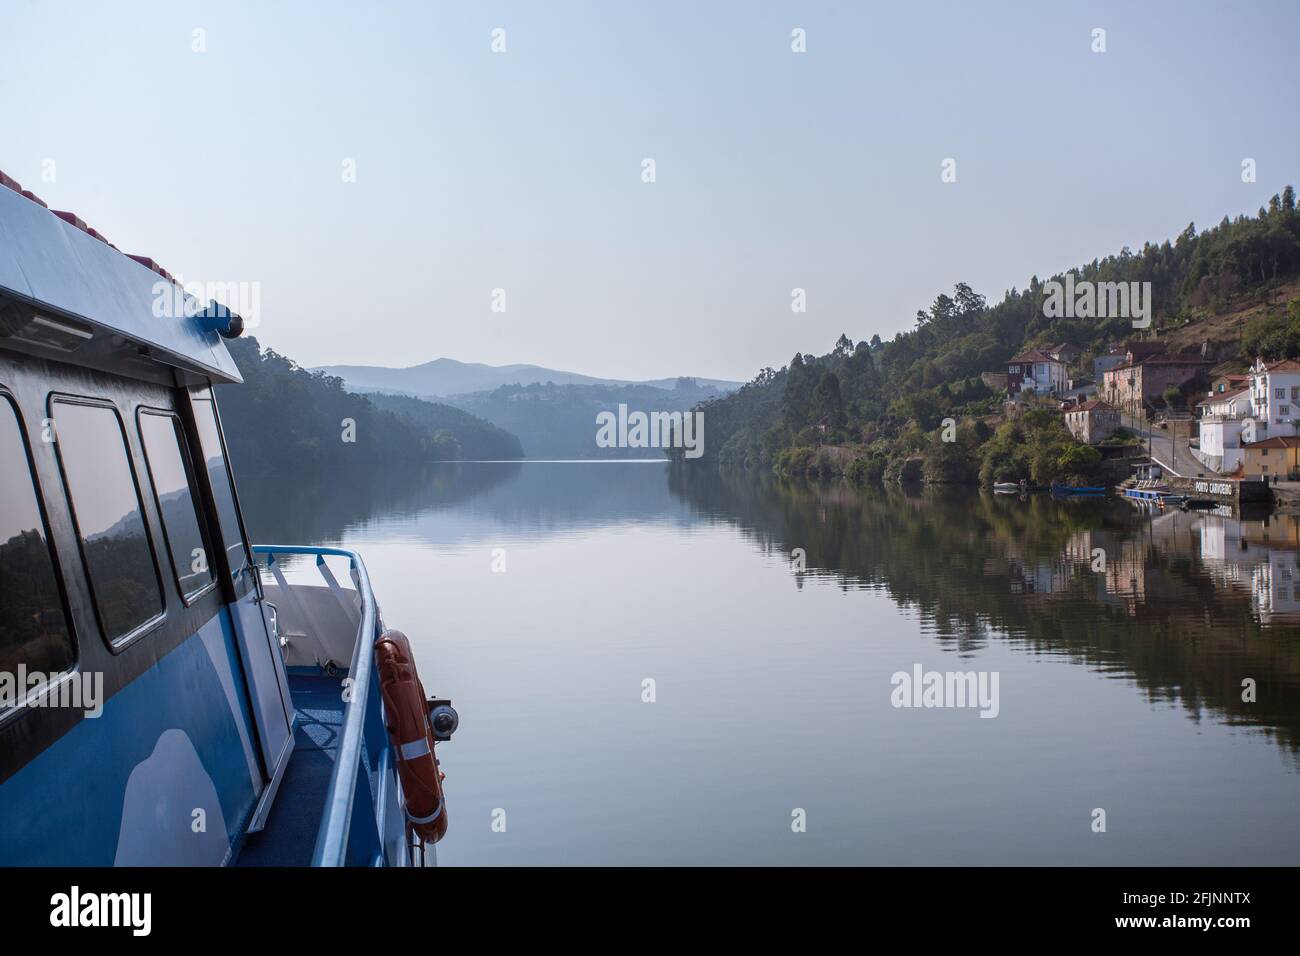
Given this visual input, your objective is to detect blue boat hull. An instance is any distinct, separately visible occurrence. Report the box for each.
[0,611,260,865]
[1051,482,1106,496]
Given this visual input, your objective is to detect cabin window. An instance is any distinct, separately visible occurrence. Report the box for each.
[0,395,75,687]
[51,399,163,644]
[138,411,215,603]
[191,397,252,587]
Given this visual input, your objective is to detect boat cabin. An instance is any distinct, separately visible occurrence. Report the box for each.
[0,174,447,866]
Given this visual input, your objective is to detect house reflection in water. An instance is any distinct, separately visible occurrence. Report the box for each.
[1058,510,1300,624]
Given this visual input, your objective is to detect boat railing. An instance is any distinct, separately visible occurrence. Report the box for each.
[252,545,406,867]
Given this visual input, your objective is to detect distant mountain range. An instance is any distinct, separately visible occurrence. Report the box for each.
[446,380,726,459]
[314,357,741,399]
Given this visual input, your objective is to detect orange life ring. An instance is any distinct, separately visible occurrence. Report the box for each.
[375,629,448,844]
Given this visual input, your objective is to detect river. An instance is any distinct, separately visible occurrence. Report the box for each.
[238,461,1300,865]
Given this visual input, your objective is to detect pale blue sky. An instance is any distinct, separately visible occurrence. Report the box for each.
[2,0,1297,381]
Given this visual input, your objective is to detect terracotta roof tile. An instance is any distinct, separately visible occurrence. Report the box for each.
[1008,349,1059,364]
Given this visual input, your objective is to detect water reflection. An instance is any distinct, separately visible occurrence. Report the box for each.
[238,460,686,546]
[667,468,1300,758]
[240,462,1300,762]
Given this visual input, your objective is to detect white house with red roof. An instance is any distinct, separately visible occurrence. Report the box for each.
[1196,385,1252,473]
[1195,358,1300,472]
[1249,357,1300,437]
[1006,349,1067,396]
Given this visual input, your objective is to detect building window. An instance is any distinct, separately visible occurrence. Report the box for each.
[52,399,163,644]
[138,411,215,603]
[0,395,75,691]
[1277,388,1287,399]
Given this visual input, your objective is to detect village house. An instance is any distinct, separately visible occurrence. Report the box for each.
[1006,349,1068,396]
[1196,386,1252,473]
[1242,436,1300,480]
[1124,340,1169,363]
[1048,342,1081,365]
[1063,399,1120,445]
[1092,348,1127,381]
[1101,351,1213,413]
[1210,373,1250,396]
[1248,357,1300,438]
[1093,340,1167,383]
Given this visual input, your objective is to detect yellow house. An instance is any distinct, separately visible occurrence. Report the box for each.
[1242,436,1300,479]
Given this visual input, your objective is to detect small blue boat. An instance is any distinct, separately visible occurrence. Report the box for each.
[0,174,455,866]
[1051,481,1106,496]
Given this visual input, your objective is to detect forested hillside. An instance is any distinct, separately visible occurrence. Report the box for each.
[216,338,523,473]
[365,392,524,459]
[699,185,1300,484]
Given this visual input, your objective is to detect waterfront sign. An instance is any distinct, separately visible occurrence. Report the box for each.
[1194,480,1234,497]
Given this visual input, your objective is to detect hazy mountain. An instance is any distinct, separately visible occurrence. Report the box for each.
[445,380,723,459]
[216,338,526,471]
[315,357,741,398]
[364,392,524,459]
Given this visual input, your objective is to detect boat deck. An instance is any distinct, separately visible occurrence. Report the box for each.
[1123,487,1185,502]
[236,672,353,866]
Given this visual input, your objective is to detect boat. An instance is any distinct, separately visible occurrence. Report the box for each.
[0,171,456,866]
[1122,482,1188,509]
[1050,482,1106,496]
[993,481,1024,494]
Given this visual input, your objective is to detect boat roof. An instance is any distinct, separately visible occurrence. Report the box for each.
[0,173,241,384]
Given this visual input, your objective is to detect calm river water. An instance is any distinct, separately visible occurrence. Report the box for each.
[239,462,1300,865]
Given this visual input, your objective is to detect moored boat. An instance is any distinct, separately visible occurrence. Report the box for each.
[1050,481,1106,496]
[0,172,456,866]
[1122,483,1187,509]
